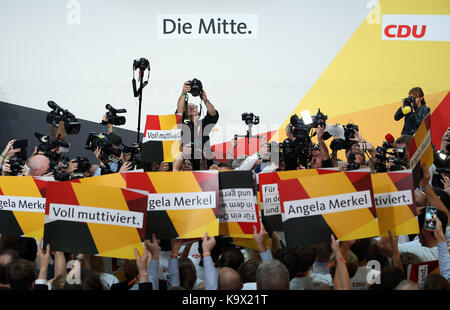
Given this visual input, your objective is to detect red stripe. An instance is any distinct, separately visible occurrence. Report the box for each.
[431,91,450,150]
[45,182,79,215]
[124,172,157,193]
[277,179,309,213]
[145,115,161,131]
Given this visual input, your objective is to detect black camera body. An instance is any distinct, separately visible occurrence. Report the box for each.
[280,114,313,170]
[403,96,416,107]
[312,109,328,128]
[241,113,260,126]
[102,104,127,126]
[34,133,69,162]
[85,132,122,163]
[187,78,203,97]
[133,58,150,71]
[122,144,141,169]
[46,101,81,135]
[8,156,25,176]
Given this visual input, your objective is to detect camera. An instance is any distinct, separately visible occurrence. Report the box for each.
[8,156,25,176]
[280,114,312,170]
[85,132,122,162]
[133,58,150,71]
[311,109,328,128]
[187,78,203,97]
[241,113,260,126]
[46,161,71,181]
[328,123,360,151]
[373,141,409,173]
[71,156,92,179]
[46,101,81,135]
[403,96,416,107]
[102,104,127,126]
[34,133,69,162]
[122,144,141,169]
[346,153,360,171]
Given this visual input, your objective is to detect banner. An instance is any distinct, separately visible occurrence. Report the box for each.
[408,113,434,187]
[371,171,419,237]
[0,176,48,239]
[141,114,181,163]
[258,169,338,233]
[407,260,440,289]
[44,182,148,259]
[218,171,259,238]
[278,171,378,246]
[81,171,219,239]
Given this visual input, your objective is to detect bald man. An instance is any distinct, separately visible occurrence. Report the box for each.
[29,155,50,176]
[218,267,242,290]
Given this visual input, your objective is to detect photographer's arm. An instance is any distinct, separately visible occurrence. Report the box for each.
[201,90,217,117]
[394,106,405,121]
[177,82,190,114]
[317,126,330,161]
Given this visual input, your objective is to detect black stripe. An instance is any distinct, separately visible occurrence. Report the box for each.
[283,215,334,246]
[145,211,178,239]
[140,141,164,163]
[219,171,254,189]
[44,220,98,255]
[0,211,24,236]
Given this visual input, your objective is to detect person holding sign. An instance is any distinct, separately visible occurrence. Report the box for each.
[176,80,219,170]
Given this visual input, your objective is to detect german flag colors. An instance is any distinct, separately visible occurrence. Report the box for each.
[278,171,379,246]
[0,176,48,239]
[371,171,418,237]
[44,182,148,259]
[141,114,181,163]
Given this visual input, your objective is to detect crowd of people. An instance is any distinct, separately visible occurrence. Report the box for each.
[0,84,449,291]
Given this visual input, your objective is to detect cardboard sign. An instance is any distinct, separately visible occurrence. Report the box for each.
[44,182,148,259]
[258,169,338,233]
[371,171,419,236]
[278,171,379,246]
[407,260,440,288]
[408,113,433,187]
[218,171,259,238]
[141,114,181,163]
[0,176,49,239]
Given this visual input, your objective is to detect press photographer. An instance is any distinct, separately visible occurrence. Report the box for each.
[394,87,430,136]
[176,79,219,170]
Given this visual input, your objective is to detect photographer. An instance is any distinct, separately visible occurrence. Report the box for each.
[313,126,333,169]
[176,80,219,170]
[92,133,132,176]
[394,87,430,136]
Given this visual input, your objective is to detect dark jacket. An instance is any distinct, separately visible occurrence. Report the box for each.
[394,104,430,136]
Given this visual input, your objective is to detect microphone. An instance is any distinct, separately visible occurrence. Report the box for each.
[385,133,395,145]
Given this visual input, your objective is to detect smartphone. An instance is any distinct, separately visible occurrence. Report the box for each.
[424,206,438,230]
[12,139,28,160]
[168,162,173,171]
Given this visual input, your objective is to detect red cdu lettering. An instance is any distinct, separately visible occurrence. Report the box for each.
[412,25,426,38]
[384,24,397,38]
[397,25,411,38]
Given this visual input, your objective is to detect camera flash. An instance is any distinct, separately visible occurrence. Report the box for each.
[439,152,446,160]
[300,110,313,125]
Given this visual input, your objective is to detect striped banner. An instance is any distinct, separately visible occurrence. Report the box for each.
[371,171,419,237]
[278,171,379,246]
[44,182,148,259]
[0,176,48,239]
[142,114,181,163]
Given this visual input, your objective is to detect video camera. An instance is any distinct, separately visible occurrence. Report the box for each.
[329,123,360,152]
[373,140,409,173]
[280,114,312,170]
[46,101,81,135]
[187,78,203,97]
[35,133,69,162]
[71,156,92,179]
[133,58,150,71]
[46,161,71,181]
[122,144,141,169]
[102,104,127,126]
[241,113,260,126]
[85,132,122,168]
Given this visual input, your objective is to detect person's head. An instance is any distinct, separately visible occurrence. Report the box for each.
[256,259,290,290]
[350,238,372,265]
[417,208,448,247]
[393,135,413,160]
[408,87,425,107]
[187,103,200,121]
[237,259,261,284]
[345,143,365,166]
[51,274,67,290]
[218,267,242,290]
[63,270,104,290]
[313,242,332,263]
[395,280,420,290]
[84,255,106,274]
[370,267,405,290]
[400,252,421,267]
[6,258,36,290]
[366,242,390,271]
[273,247,301,280]
[433,188,450,211]
[14,237,37,262]
[29,154,50,176]
[440,127,450,153]
[122,259,138,281]
[218,247,244,271]
[292,246,317,275]
[305,282,332,290]
[310,145,322,169]
[178,258,197,290]
[0,249,19,286]
[423,273,450,290]
[329,250,359,279]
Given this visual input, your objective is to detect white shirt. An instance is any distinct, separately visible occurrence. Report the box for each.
[100,273,120,290]
[350,266,371,290]
[397,239,438,262]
